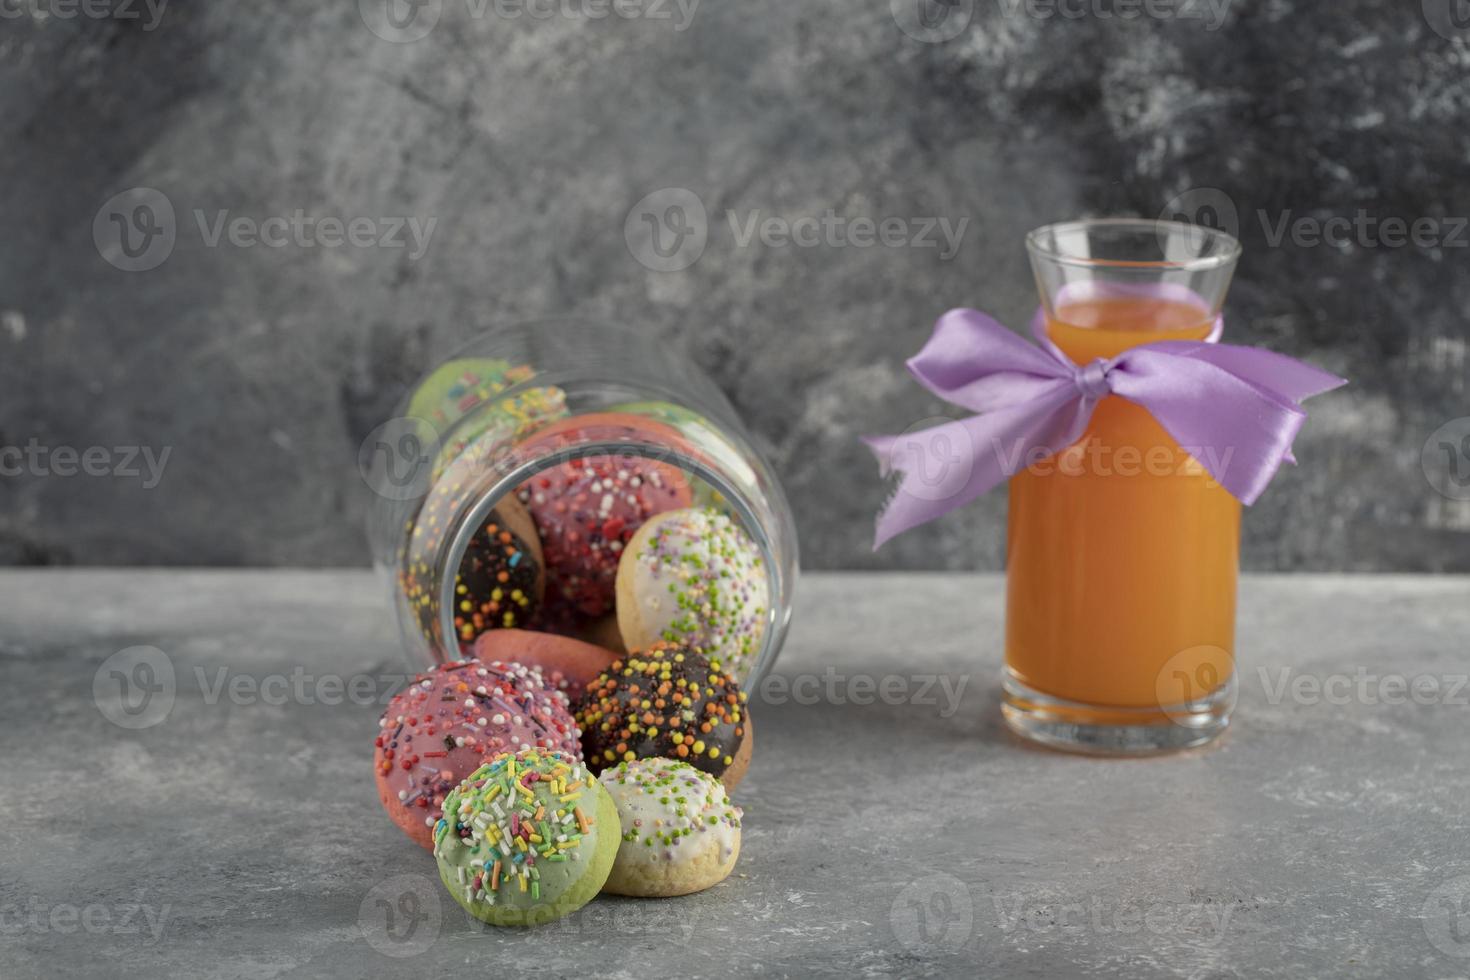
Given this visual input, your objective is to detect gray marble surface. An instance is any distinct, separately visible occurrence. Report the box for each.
[3,569,1470,978]
[3,3,1469,572]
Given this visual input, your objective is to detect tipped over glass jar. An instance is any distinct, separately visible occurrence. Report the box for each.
[364,318,799,691]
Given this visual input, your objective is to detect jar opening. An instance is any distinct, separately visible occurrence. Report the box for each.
[435,440,790,693]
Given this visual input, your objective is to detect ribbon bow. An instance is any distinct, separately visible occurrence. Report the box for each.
[863,308,1346,548]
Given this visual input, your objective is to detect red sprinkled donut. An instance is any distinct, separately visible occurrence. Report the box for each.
[374,659,581,849]
[513,413,696,627]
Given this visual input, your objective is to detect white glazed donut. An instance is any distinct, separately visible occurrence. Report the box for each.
[615,507,769,682]
[597,757,742,897]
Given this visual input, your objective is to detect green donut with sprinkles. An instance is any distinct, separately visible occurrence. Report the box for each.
[433,749,620,927]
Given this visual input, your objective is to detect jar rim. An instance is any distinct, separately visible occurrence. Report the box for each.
[437,436,794,693]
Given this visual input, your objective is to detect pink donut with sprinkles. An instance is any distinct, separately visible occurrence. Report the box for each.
[373,659,582,850]
[513,413,696,628]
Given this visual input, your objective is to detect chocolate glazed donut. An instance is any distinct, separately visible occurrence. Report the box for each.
[574,642,752,789]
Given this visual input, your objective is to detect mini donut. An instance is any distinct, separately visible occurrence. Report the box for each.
[374,660,581,850]
[402,357,568,481]
[615,507,769,683]
[452,494,545,648]
[434,749,620,927]
[608,400,748,510]
[575,642,752,789]
[513,413,696,628]
[605,400,708,430]
[397,365,564,653]
[406,358,562,437]
[598,758,743,897]
[470,629,621,702]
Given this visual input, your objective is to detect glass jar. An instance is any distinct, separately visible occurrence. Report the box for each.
[363,318,798,692]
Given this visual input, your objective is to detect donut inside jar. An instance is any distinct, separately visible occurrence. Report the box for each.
[369,320,797,694]
[448,409,776,689]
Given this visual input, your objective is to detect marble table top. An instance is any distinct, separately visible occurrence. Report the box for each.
[2,569,1468,979]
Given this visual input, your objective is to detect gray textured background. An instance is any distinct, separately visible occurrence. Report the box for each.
[2,0,1467,571]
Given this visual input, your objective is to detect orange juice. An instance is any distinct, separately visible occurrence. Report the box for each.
[1005,295,1240,714]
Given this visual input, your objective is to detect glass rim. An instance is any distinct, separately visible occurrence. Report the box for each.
[1025,218,1242,272]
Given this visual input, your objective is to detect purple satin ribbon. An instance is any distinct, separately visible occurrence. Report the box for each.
[862,307,1347,549]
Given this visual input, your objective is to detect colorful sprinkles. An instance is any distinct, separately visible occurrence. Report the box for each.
[575,642,748,779]
[625,507,768,680]
[375,660,581,844]
[453,510,542,643]
[412,362,568,481]
[600,758,742,864]
[517,454,691,626]
[394,359,566,651]
[433,749,598,907]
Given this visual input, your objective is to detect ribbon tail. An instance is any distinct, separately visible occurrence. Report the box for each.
[1146,341,1348,402]
[865,385,1082,549]
[1110,350,1311,505]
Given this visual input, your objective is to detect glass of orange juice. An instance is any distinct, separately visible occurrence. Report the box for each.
[1002,218,1243,754]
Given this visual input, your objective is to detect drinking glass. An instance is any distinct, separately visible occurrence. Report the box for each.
[1002,219,1243,754]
